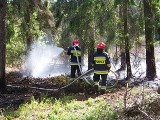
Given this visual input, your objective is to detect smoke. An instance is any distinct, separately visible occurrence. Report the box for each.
[23,40,70,78]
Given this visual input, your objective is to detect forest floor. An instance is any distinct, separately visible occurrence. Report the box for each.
[1,68,160,119]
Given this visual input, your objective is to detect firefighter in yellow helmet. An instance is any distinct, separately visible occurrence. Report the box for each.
[91,42,111,94]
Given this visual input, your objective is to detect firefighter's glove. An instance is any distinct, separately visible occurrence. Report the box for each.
[64,47,69,51]
[91,63,94,68]
[74,44,79,48]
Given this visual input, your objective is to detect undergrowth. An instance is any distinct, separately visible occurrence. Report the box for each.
[1,95,118,120]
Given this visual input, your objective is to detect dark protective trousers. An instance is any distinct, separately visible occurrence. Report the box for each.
[93,74,107,86]
[71,65,81,78]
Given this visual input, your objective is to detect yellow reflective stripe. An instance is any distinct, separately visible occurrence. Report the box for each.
[71,64,78,65]
[70,63,81,65]
[94,70,108,74]
[71,50,81,56]
[94,82,99,85]
[71,51,81,56]
[94,57,106,64]
[94,57,106,60]
[100,86,106,90]
[95,60,105,64]
[77,51,81,56]
[107,64,111,67]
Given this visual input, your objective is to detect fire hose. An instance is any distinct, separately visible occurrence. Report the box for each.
[7,68,118,91]
[6,47,94,91]
[60,46,118,89]
[6,68,94,91]
[7,47,119,91]
[73,46,93,86]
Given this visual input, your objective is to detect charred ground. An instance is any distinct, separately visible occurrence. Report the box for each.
[0,70,160,119]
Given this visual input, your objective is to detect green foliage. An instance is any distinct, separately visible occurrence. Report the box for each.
[6,38,26,66]
[114,0,135,7]
[48,97,118,120]
[6,1,44,66]
[114,0,123,7]
[152,0,160,41]
[3,96,118,120]
[54,0,117,53]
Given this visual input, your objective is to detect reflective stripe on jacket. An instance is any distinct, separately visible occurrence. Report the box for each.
[67,46,81,64]
[70,62,82,65]
[94,70,109,74]
[92,50,111,74]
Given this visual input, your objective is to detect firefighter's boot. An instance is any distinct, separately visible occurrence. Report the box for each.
[94,82,99,92]
[100,86,106,94]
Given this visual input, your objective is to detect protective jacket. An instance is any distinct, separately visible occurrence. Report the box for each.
[67,46,81,65]
[92,49,111,74]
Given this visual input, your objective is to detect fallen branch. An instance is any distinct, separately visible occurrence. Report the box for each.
[7,84,59,92]
[138,107,153,120]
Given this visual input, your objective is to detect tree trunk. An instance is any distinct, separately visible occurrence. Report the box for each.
[24,6,32,50]
[158,27,160,41]
[143,0,156,80]
[113,44,118,65]
[88,35,95,70]
[118,5,126,71]
[88,18,95,70]
[119,44,126,70]
[123,1,132,79]
[0,0,7,92]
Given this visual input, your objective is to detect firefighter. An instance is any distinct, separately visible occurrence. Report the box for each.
[91,42,111,94]
[67,40,82,79]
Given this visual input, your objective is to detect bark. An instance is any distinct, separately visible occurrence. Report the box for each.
[119,44,126,70]
[24,4,32,49]
[123,1,132,79]
[87,19,95,70]
[143,0,156,79]
[88,41,95,70]
[157,27,160,41]
[0,0,7,92]
[118,5,126,71]
[113,44,118,64]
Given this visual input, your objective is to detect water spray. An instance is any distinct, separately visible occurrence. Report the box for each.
[23,40,69,78]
